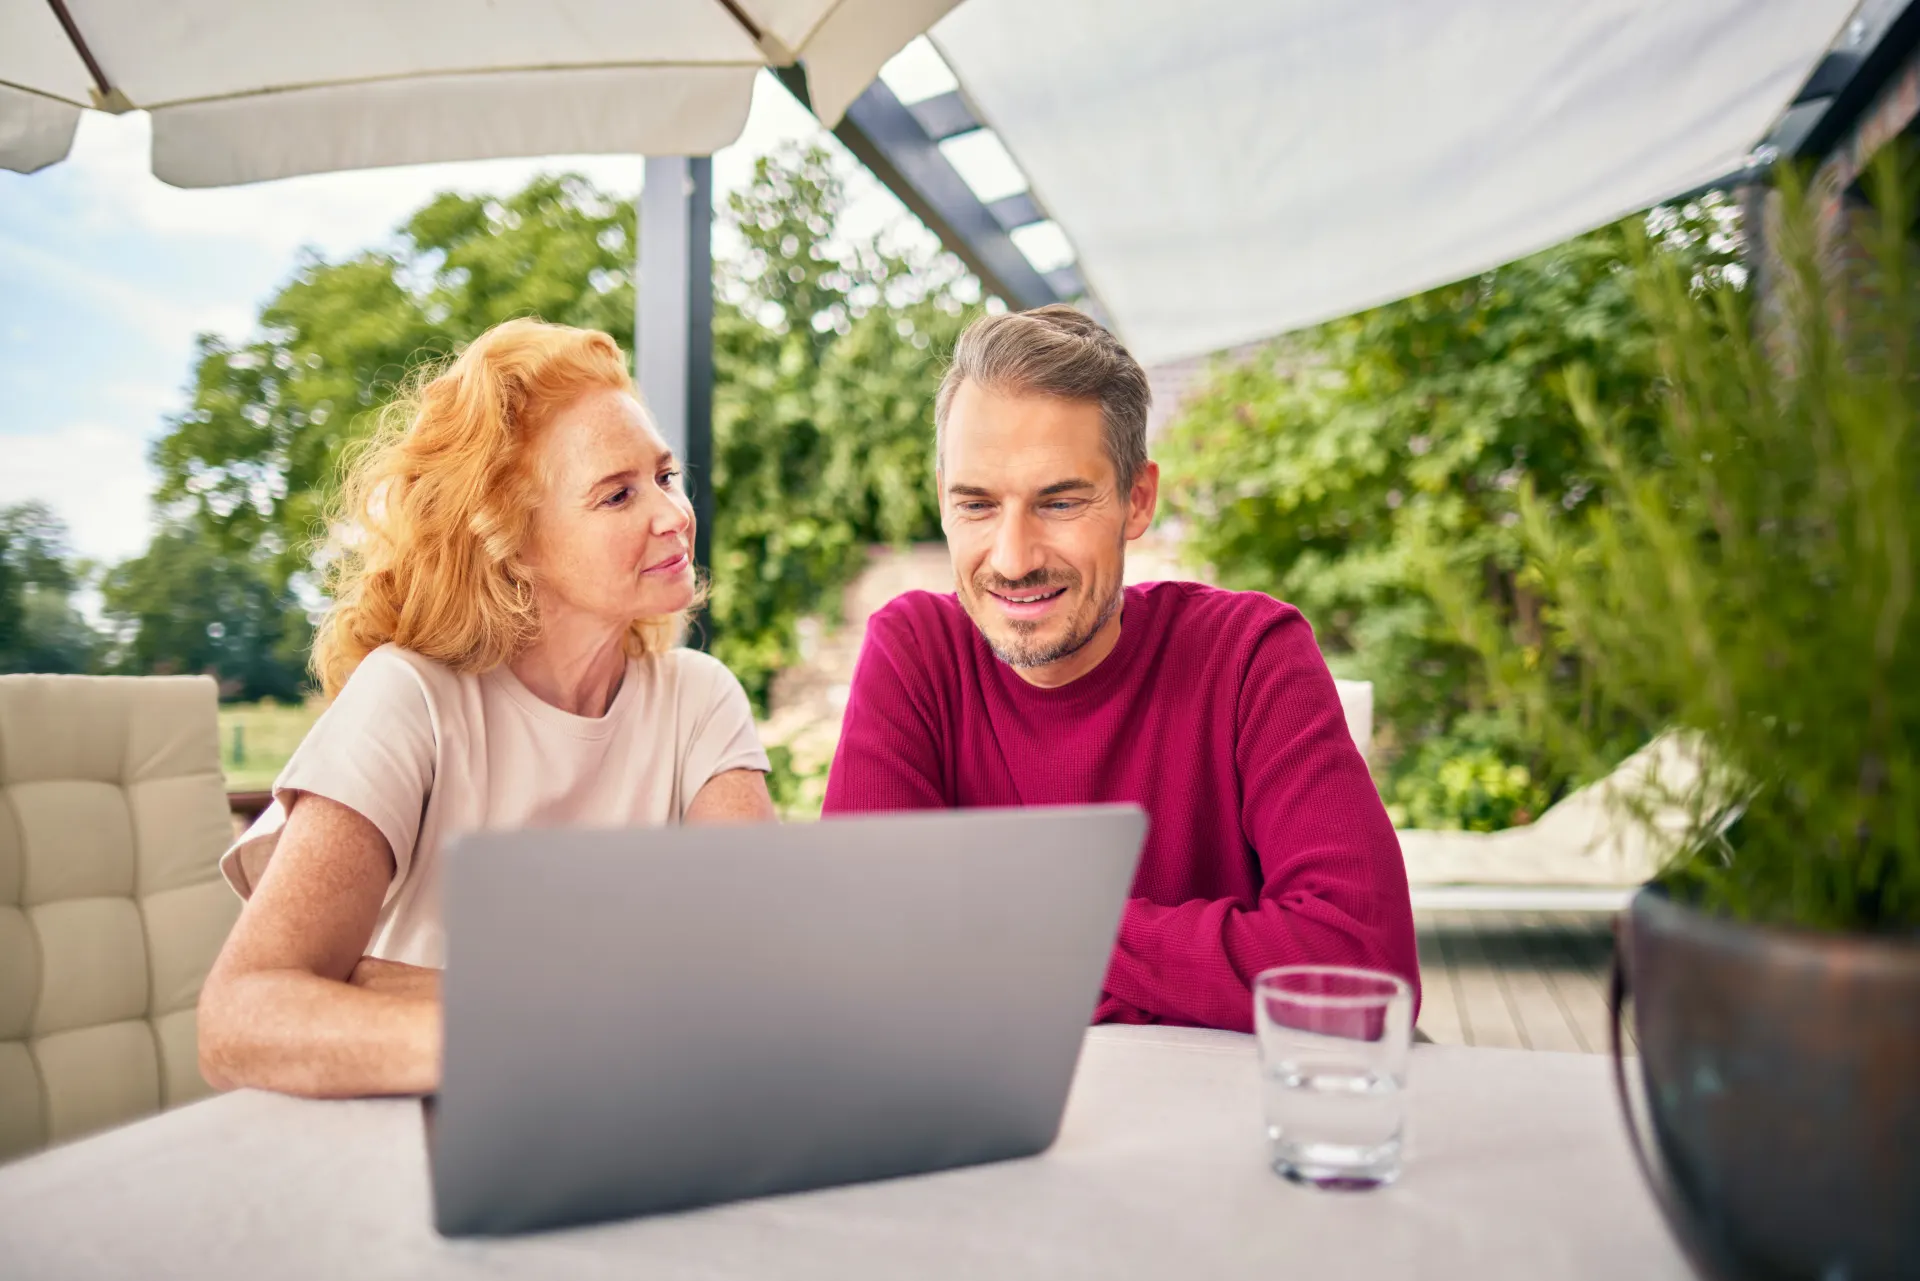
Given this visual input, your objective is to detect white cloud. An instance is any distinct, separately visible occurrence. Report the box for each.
[0,232,255,348]
[0,423,156,564]
[101,379,180,417]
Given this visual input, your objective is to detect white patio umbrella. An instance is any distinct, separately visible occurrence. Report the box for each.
[0,0,958,185]
[928,0,1862,362]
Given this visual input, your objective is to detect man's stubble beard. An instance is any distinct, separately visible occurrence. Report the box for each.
[965,566,1125,671]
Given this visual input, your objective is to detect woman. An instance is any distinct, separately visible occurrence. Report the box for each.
[200,319,774,1098]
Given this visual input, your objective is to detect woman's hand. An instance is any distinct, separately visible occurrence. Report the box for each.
[198,794,441,1098]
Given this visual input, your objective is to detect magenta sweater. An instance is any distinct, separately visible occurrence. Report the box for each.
[821,581,1419,1032]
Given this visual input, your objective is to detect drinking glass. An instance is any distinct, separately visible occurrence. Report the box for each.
[1254,965,1413,1189]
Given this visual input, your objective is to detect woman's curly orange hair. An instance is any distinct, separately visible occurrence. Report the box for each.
[311,318,684,697]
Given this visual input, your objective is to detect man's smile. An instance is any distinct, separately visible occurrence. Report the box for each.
[986,583,1069,621]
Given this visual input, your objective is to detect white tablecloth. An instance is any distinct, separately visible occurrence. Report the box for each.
[0,1026,1687,1279]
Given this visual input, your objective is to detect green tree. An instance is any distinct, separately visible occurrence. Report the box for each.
[148,145,972,707]
[705,146,971,698]
[0,502,100,675]
[1159,200,1742,827]
[152,174,636,588]
[100,526,311,701]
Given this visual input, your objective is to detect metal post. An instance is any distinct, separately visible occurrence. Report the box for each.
[637,155,715,600]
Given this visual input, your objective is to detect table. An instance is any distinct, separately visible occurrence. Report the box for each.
[0,1026,1688,1279]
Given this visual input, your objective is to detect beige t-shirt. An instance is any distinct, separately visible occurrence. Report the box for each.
[220,643,769,967]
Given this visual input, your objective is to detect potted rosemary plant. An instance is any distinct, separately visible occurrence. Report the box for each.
[1494,162,1920,1280]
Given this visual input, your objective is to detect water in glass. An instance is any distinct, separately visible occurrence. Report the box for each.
[1254,965,1412,1190]
[1263,1062,1404,1189]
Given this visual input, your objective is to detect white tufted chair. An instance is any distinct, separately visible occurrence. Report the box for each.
[1332,679,1374,759]
[0,674,239,1161]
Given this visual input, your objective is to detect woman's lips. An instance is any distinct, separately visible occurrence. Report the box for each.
[643,550,690,576]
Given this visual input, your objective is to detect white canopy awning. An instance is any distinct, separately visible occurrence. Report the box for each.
[0,0,956,186]
[930,0,1858,363]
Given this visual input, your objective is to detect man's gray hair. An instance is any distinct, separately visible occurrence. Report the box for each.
[934,304,1152,491]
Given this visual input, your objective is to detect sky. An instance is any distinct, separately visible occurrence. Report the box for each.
[0,70,939,567]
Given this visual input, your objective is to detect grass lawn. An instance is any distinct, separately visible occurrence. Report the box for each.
[215,696,790,797]
[217,700,323,791]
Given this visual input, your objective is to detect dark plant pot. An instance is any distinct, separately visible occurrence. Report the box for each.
[1612,887,1920,1281]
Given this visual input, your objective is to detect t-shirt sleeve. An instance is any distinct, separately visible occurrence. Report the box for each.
[675,651,772,815]
[217,647,435,902]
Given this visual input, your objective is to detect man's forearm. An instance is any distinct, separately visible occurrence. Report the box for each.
[1092,993,1156,1025]
[1105,894,1415,1032]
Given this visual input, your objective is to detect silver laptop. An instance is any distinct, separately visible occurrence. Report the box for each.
[428,804,1147,1236]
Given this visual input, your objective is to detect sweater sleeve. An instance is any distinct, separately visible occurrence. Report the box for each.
[1100,609,1421,1031]
[822,602,949,813]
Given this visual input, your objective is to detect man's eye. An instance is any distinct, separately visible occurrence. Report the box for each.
[1043,500,1081,512]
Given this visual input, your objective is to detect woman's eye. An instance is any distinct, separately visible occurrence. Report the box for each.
[658,469,682,489]
[602,487,631,508]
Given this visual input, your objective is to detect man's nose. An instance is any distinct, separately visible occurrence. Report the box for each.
[987,509,1045,583]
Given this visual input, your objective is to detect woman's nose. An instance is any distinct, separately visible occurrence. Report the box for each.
[652,487,693,537]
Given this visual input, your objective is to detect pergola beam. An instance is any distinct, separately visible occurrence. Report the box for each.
[904,90,981,143]
[1791,0,1920,161]
[984,192,1044,232]
[636,155,716,603]
[777,67,1066,312]
[837,79,1062,311]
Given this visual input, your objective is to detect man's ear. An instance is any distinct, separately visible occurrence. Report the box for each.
[1125,460,1160,541]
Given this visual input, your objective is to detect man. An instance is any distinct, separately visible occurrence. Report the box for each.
[823,305,1417,1032]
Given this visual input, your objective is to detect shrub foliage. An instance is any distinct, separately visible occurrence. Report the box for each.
[1495,162,1920,930]
[1159,202,1740,826]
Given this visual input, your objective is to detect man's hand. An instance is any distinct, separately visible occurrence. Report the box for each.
[347,956,442,1000]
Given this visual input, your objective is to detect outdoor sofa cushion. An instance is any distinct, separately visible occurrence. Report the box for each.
[1396,733,1709,889]
[0,674,237,1161]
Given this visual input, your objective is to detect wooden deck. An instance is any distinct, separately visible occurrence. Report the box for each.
[1414,911,1631,1054]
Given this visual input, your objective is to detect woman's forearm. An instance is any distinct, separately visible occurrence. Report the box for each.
[199,968,440,1098]
[348,956,443,1000]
